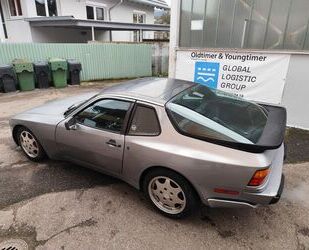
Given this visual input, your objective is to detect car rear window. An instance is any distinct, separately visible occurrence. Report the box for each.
[166,84,268,144]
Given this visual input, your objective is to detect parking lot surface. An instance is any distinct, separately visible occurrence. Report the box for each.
[0,82,309,250]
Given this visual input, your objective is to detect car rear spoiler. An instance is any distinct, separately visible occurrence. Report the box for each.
[256,105,287,150]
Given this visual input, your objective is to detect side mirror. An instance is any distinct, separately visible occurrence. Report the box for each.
[65,117,77,130]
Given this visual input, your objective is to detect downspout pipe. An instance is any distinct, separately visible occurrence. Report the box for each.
[108,0,124,41]
[0,1,8,39]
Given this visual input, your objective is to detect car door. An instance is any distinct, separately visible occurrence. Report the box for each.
[56,98,133,174]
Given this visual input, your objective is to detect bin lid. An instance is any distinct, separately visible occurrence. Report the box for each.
[49,58,66,63]
[67,59,82,71]
[12,58,32,64]
[34,61,48,66]
[12,59,34,73]
[49,58,68,71]
[0,64,13,70]
[67,59,81,65]
[0,64,15,78]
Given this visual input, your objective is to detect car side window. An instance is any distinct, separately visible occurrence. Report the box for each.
[128,105,160,136]
[75,99,131,133]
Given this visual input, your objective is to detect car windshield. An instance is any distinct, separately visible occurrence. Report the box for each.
[166,84,268,144]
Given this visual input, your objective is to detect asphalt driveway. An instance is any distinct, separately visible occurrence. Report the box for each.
[0,82,309,250]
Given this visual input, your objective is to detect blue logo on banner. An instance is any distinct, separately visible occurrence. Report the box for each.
[194,61,220,88]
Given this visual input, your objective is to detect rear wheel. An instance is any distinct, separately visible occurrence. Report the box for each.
[17,127,46,161]
[143,168,198,218]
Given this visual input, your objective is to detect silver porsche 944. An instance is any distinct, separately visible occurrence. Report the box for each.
[10,78,286,218]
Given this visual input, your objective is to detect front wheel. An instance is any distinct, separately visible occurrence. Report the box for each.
[143,168,198,219]
[17,127,46,162]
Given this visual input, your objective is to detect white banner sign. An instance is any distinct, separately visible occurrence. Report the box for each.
[175,51,291,104]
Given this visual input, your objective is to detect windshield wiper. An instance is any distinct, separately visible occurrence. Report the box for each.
[63,94,98,117]
[64,105,76,116]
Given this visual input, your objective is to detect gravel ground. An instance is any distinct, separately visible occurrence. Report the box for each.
[0,82,308,250]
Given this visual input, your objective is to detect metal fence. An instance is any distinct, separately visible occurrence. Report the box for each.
[0,43,152,81]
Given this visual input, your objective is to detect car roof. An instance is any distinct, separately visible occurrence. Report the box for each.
[99,78,196,106]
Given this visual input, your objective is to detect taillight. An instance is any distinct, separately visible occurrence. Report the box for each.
[248,168,269,186]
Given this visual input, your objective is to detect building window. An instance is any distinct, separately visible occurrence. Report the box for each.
[133,13,146,24]
[8,0,22,16]
[96,7,104,20]
[47,0,57,16]
[35,0,57,17]
[179,0,309,51]
[86,6,94,19]
[35,0,46,16]
[133,12,146,42]
[86,5,105,20]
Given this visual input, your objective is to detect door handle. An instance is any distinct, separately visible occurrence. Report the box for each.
[106,139,121,148]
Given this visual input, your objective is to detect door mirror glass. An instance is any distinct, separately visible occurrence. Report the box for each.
[65,117,77,130]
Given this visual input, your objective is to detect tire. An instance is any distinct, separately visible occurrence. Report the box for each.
[143,168,198,219]
[16,127,46,162]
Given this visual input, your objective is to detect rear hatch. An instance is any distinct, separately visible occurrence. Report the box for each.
[166,84,287,153]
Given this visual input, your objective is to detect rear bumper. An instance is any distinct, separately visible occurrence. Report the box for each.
[269,174,285,204]
[205,143,285,208]
[206,174,285,208]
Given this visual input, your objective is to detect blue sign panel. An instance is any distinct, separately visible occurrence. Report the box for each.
[194,61,220,88]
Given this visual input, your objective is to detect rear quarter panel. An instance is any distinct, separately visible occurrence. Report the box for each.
[123,105,279,203]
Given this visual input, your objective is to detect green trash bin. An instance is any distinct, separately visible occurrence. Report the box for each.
[49,58,68,88]
[12,59,35,91]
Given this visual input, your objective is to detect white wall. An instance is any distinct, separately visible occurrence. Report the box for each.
[0,0,33,42]
[110,1,154,42]
[168,0,180,77]
[282,54,309,129]
[57,0,87,19]
[6,20,33,42]
[21,0,37,17]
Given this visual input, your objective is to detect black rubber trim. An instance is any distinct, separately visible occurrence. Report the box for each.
[284,141,287,161]
[269,174,285,204]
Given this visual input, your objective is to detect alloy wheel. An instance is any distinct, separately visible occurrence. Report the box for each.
[20,130,39,158]
[148,176,186,214]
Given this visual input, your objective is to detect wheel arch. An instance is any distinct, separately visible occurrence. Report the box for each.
[139,166,201,202]
[12,125,24,145]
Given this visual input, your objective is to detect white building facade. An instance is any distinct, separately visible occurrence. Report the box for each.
[169,0,309,130]
[0,0,169,43]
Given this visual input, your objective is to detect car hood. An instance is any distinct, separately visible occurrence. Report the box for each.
[22,92,98,116]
